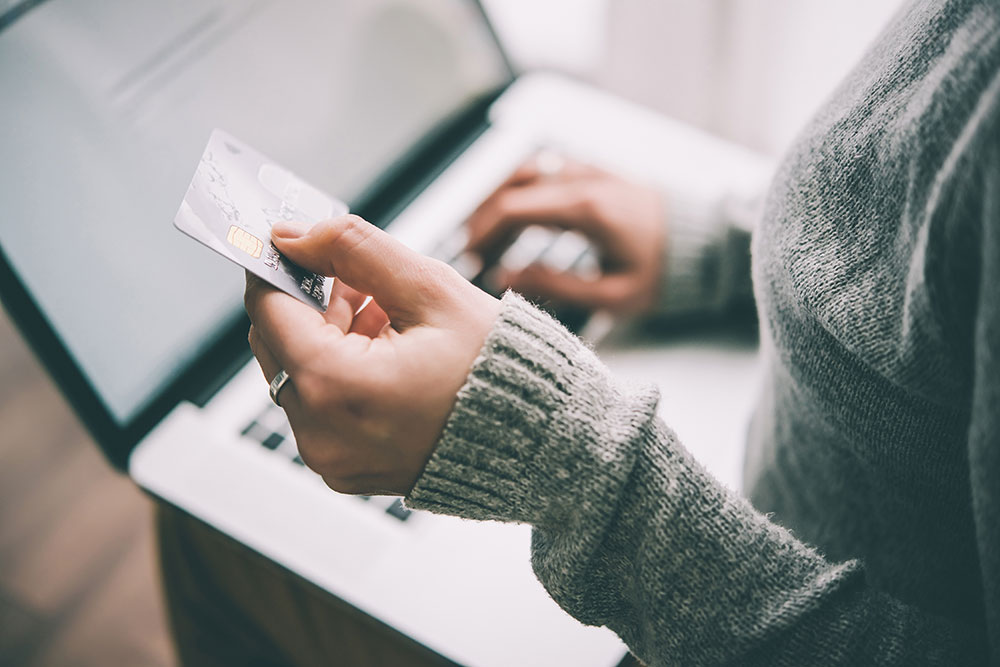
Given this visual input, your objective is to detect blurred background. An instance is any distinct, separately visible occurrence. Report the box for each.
[0,0,901,664]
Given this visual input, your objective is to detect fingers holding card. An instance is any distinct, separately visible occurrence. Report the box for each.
[174,129,348,312]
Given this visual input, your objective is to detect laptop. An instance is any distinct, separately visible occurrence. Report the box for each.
[0,1,770,665]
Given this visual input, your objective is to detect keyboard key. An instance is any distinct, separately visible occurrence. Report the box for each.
[429,226,469,264]
[385,499,411,522]
[241,421,272,445]
[498,226,558,273]
[449,251,483,281]
[571,246,601,280]
[261,432,285,450]
[540,230,590,272]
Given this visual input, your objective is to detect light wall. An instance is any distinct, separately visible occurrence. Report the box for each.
[483,0,905,156]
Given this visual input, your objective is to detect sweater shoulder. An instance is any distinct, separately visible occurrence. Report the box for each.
[753,0,1000,405]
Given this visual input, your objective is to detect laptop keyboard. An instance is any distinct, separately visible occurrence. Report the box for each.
[240,402,412,522]
[430,224,597,334]
[429,225,598,287]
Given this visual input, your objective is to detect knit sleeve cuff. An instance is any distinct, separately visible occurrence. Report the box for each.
[406,291,660,525]
[655,190,729,317]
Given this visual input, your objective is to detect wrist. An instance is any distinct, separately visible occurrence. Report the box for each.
[406,291,659,525]
[657,191,728,316]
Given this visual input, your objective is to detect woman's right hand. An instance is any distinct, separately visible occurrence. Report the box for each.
[244,215,502,496]
[465,155,666,314]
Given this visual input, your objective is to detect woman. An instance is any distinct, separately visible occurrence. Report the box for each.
[242,0,999,663]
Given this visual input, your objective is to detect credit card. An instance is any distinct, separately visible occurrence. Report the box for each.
[174,129,348,311]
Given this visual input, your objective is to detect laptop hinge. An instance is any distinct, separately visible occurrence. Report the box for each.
[351,86,505,228]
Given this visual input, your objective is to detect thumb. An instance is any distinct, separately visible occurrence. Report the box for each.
[272,215,441,326]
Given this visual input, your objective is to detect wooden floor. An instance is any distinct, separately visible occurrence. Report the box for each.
[0,309,176,666]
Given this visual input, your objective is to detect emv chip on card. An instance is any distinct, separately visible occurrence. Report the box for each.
[174,129,348,311]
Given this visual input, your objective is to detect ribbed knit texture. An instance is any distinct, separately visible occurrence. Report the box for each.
[409,1,1000,664]
[657,191,756,318]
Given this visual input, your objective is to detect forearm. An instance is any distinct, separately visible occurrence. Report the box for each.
[407,293,982,665]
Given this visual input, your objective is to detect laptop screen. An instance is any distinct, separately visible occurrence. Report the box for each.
[0,0,510,424]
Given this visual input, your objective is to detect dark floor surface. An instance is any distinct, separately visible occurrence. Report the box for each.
[0,309,176,666]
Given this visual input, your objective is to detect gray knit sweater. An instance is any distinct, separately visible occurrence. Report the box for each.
[408,1,1000,664]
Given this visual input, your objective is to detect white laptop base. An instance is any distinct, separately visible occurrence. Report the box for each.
[131,72,770,667]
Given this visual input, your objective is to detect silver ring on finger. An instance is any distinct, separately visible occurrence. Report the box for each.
[269,369,292,407]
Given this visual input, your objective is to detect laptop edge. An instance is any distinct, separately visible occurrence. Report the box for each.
[0,0,516,473]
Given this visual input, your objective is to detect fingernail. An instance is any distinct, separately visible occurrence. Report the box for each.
[272,220,312,239]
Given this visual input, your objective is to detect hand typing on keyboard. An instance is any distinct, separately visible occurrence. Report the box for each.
[243,214,501,496]
[465,155,665,314]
